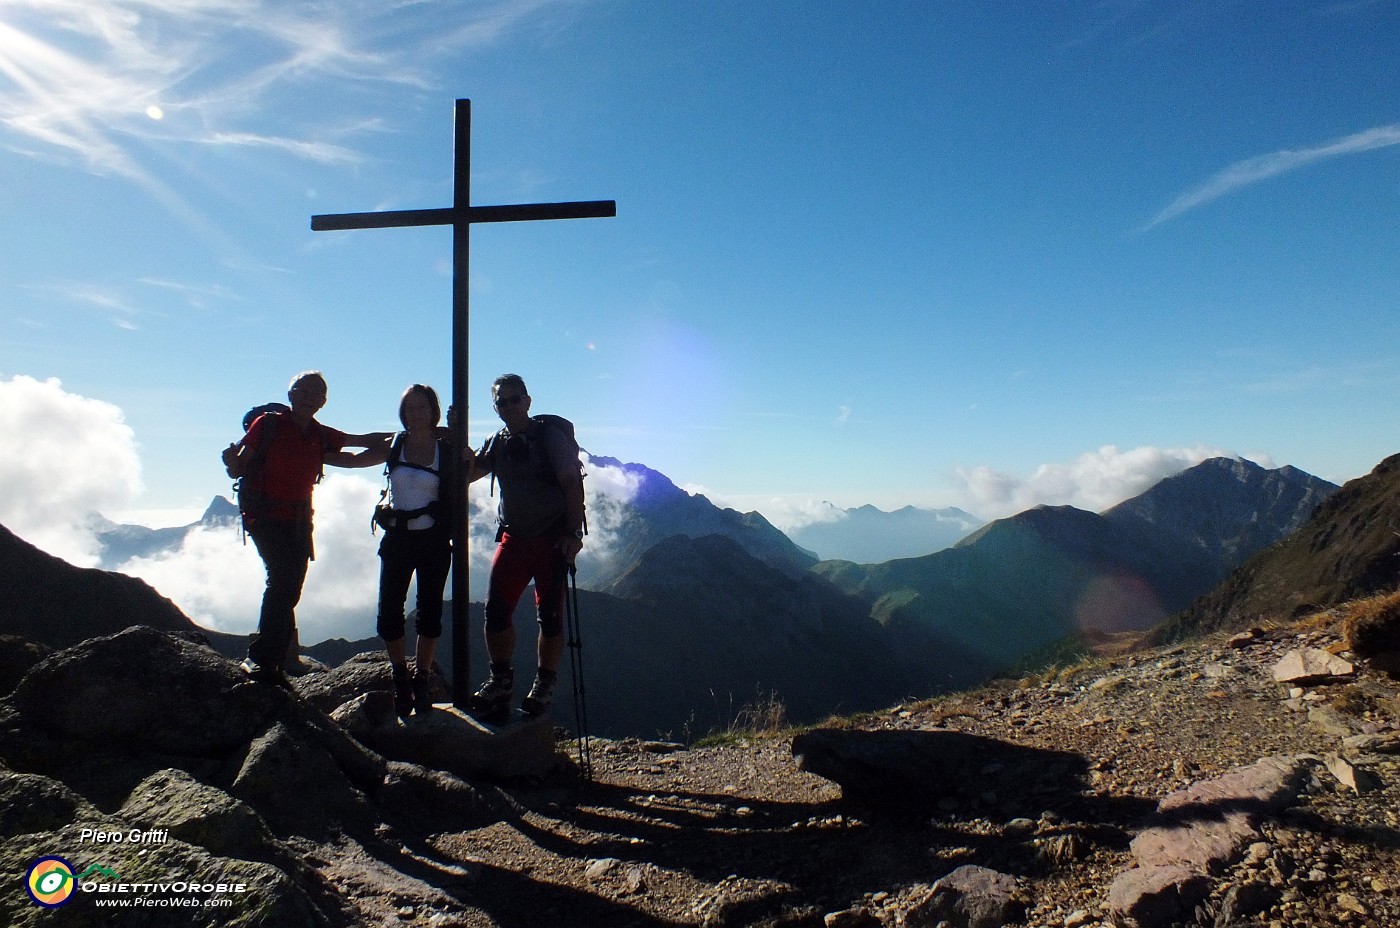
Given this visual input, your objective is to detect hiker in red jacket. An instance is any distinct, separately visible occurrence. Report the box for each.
[221,370,387,687]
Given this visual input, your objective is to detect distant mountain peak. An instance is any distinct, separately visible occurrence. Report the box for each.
[1161,452,1399,639]
[790,502,983,563]
[581,454,816,585]
[201,496,240,524]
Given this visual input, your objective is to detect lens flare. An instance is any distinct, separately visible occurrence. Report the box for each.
[1073,574,1165,635]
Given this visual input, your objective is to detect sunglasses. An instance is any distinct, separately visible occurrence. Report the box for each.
[494,393,528,408]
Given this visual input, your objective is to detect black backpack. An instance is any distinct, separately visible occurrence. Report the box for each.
[482,414,587,534]
[242,402,289,431]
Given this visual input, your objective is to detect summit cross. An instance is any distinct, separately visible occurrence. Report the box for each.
[311,98,615,709]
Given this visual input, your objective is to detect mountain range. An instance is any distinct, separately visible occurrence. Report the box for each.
[9,455,1341,739]
[579,455,816,585]
[785,502,983,563]
[814,457,1336,690]
[0,521,242,656]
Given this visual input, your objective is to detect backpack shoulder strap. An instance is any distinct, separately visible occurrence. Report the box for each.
[388,432,442,477]
[385,432,407,473]
[483,427,508,498]
[247,410,281,468]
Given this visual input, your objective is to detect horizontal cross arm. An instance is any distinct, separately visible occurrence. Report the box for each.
[311,200,615,233]
[311,208,453,231]
[469,200,616,224]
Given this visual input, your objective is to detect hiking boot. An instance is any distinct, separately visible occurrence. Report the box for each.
[240,658,292,691]
[521,674,556,716]
[411,672,433,716]
[468,674,513,716]
[391,664,414,720]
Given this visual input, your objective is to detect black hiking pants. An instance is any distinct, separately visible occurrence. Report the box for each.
[377,526,451,641]
[246,518,312,668]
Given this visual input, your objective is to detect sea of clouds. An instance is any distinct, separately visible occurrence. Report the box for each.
[0,374,1232,644]
[0,375,653,645]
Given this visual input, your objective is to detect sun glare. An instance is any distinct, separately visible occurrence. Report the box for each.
[146,105,164,120]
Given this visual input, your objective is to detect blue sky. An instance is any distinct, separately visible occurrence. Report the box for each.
[4,0,1400,536]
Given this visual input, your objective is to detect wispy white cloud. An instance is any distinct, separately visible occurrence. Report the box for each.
[204,132,361,165]
[1145,123,1400,230]
[137,276,240,310]
[0,0,578,179]
[22,280,142,328]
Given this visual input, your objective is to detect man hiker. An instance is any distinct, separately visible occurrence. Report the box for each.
[464,373,585,717]
[222,370,388,686]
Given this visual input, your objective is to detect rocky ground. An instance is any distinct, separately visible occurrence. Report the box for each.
[321,613,1400,928]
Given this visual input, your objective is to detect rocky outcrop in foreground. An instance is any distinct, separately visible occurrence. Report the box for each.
[0,626,510,927]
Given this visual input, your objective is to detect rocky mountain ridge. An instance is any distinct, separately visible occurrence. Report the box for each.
[1159,452,1400,642]
[582,454,817,587]
[92,496,239,568]
[815,458,1336,690]
[0,521,240,655]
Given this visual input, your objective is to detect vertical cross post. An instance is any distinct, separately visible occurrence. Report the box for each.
[311,99,614,708]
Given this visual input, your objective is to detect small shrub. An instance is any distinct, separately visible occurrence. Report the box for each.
[733,689,788,734]
[692,689,791,747]
[1341,591,1400,676]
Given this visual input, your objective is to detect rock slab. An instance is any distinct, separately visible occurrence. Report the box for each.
[1108,755,1313,928]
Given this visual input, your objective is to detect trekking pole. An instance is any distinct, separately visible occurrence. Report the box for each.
[565,563,593,781]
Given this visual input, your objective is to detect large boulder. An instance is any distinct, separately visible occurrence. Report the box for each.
[0,635,49,698]
[0,767,356,928]
[0,626,516,926]
[791,728,1087,809]
[334,692,559,781]
[0,627,508,839]
[294,650,449,715]
[3,626,283,766]
[899,865,1029,928]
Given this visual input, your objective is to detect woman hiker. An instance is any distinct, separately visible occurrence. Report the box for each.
[330,383,457,718]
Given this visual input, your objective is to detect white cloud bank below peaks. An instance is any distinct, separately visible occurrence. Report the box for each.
[1,375,1255,642]
[0,374,143,565]
[952,444,1241,521]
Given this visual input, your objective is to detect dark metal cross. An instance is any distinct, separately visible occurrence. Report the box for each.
[311,98,615,709]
